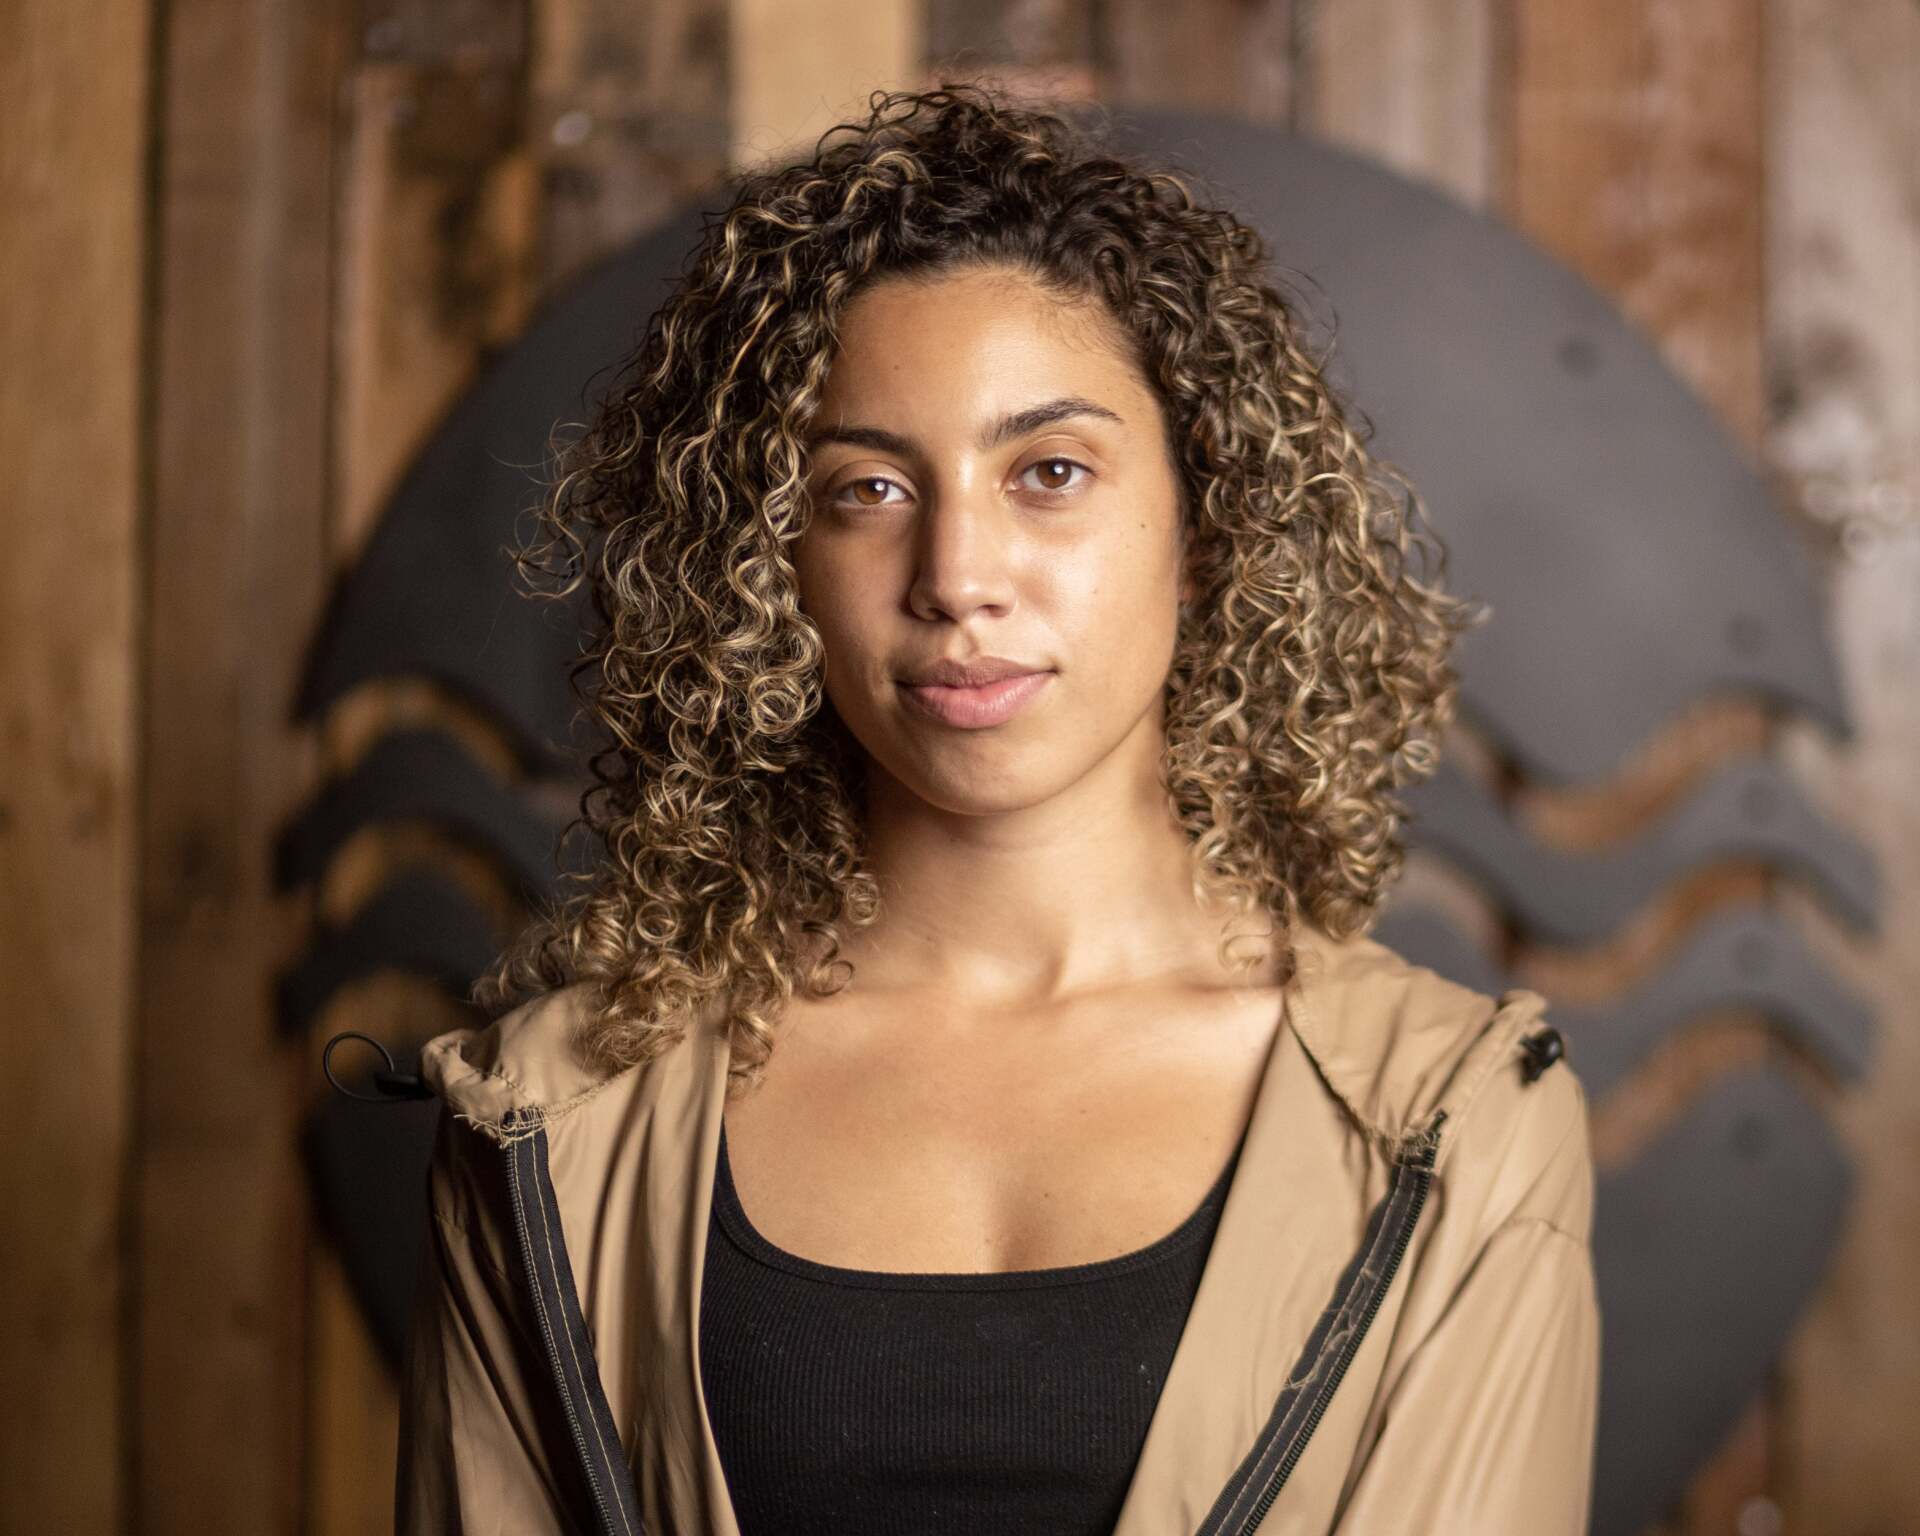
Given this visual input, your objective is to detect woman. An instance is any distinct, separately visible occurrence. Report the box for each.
[394,83,1600,1535]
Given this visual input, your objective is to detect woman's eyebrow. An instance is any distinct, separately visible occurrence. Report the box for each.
[806,395,1124,455]
[979,395,1124,449]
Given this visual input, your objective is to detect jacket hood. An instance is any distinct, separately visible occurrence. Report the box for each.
[421,916,1552,1171]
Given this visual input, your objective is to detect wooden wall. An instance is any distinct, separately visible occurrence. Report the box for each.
[2,3,150,1533]
[3,1,1913,1531]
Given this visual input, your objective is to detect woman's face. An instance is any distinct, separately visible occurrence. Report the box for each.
[793,263,1189,815]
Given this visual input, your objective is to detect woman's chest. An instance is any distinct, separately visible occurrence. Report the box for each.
[719,981,1283,1274]
[695,1114,1233,1536]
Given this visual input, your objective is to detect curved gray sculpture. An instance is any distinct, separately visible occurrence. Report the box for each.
[291,107,1874,1536]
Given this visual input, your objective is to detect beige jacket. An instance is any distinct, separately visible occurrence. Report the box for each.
[395,918,1601,1534]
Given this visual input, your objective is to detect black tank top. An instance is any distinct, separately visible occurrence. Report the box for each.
[697,1122,1241,1535]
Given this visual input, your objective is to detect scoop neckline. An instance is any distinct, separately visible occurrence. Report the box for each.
[710,1120,1243,1292]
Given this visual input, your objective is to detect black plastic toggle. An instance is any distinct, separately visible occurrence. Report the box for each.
[322,1029,436,1103]
[1518,1025,1566,1085]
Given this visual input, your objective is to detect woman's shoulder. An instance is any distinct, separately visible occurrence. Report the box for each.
[415,981,731,1270]
[418,979,724,1146]
[1441,1006,1595,1247]
[1292,919,1595,1246]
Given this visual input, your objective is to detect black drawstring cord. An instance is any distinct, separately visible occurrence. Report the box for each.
[322,1029,435,1102]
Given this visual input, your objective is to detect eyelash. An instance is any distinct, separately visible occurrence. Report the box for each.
[830,456,1093,509]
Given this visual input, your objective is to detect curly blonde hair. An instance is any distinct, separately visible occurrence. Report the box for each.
[471,80,1487,1094]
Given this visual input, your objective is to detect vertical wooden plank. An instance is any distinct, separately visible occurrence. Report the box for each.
[924,0,1099,104]
[332,56,535,546]
[1307,0,1498,208]
[139,6,349,1531]
[533,0,731,290]
[0,3,149,1532]
[1508,0,1765,445]
[1101,0,1297,122]
[728,0,919,172]
[925,0,1091,65]
[1766,3,1920,1531]
[310,8,538,1529]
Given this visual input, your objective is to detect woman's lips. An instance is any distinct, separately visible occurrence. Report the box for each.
[899,670,1053,729]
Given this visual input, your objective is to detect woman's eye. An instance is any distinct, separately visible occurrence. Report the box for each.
[828,459,1089,509]
[1019,457,1090,495]
[832,474,909,509]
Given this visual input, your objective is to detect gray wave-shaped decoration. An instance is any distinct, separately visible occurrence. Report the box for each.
[274,725,597,898]
[1543,911,1873,1096]
[1375,900,1873,1096]
[1400,751,1879,943]
[279,866,503,1038]
[1586,1064,1849,1536]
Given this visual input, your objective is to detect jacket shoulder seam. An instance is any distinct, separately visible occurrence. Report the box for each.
[475,1066,632,1145]
[430,983,662,1142]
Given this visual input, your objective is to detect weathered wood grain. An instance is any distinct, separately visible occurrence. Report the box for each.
[1103,0,1296,120]
[730,0,919,172]
[1765,2,1920,1530]
[534,0,731,288]
[138,5,350,1530]
[1307,0,1497,207]
[0,3,150,1531]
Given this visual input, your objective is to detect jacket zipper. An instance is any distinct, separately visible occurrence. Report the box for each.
[500,1108,646,1536]
[492,1099,1444,1536]
[1197,1109,1447,1536]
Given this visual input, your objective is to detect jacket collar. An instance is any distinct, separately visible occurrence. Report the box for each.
[1279,917,1541,1173]
[424,916,1532,1157]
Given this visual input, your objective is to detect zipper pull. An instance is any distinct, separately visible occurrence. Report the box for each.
[1518,1024,1566,1084]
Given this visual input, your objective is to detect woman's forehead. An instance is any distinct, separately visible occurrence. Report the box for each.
[835,264,1119,345]
[817,270,1151,426]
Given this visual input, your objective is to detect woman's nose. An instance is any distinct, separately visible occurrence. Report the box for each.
[906,472,1019,624]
